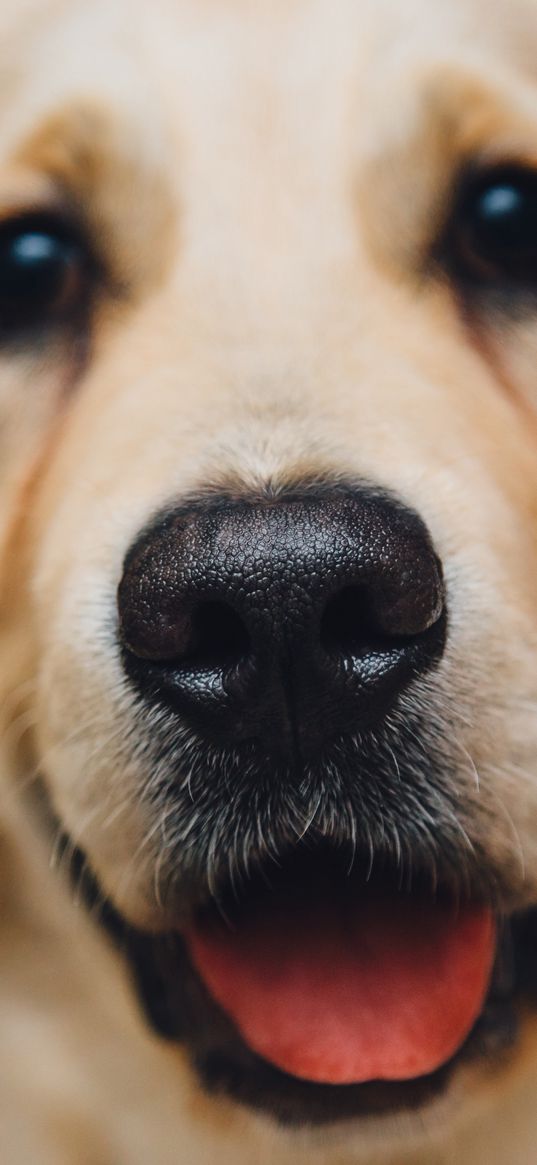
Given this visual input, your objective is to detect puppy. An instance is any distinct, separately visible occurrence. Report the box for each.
[2,0,537,1161]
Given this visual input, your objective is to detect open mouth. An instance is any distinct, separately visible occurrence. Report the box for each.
[82,840,532,1126]
[185,849,495,1087]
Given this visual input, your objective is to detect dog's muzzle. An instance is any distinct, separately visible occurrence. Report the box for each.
[89,482,527,1119]
[117,484,446,760]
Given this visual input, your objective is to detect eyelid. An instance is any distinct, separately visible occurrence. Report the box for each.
[0,166,103,278]
[0,166,71,223]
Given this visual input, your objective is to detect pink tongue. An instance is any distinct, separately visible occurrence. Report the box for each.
[186,885,495,1085]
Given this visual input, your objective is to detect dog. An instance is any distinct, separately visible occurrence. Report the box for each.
[2,0,537,1160]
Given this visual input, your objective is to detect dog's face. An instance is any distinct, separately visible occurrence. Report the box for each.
[3,0,537,1150]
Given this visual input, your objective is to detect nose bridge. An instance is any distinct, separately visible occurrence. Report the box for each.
[159,9,366,344]
[168,190,363,374]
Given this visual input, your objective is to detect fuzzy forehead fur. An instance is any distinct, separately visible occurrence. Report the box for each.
[2,0,537,1162]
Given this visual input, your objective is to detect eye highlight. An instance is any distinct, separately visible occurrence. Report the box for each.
[449,165,537,286]
[0,212,92,337]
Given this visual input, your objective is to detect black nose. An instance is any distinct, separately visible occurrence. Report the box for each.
[118,486,446,759]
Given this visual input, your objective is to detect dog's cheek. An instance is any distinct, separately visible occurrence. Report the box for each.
[465,313,537,423]
[29,577,163,927]
[0,356,68,564]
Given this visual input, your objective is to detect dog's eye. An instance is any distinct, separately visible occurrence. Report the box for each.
[0,213,90,336]
[450,166,537,285]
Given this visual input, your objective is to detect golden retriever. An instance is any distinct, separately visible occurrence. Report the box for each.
[2,0,537,1161]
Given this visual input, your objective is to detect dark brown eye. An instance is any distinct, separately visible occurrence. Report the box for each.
[450,166,537,286]
[0,213,90,336]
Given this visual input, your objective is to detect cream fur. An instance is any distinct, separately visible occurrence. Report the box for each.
[1,0,537,1160]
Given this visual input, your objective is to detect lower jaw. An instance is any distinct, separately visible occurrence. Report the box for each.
[185,992,519,1128]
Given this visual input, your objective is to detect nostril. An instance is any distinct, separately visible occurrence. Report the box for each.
[187,601,251,668]
[320,575,444,657]
[321,586,391,655]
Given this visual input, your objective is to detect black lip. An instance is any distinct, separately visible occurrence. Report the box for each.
[65,840,533,1128]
